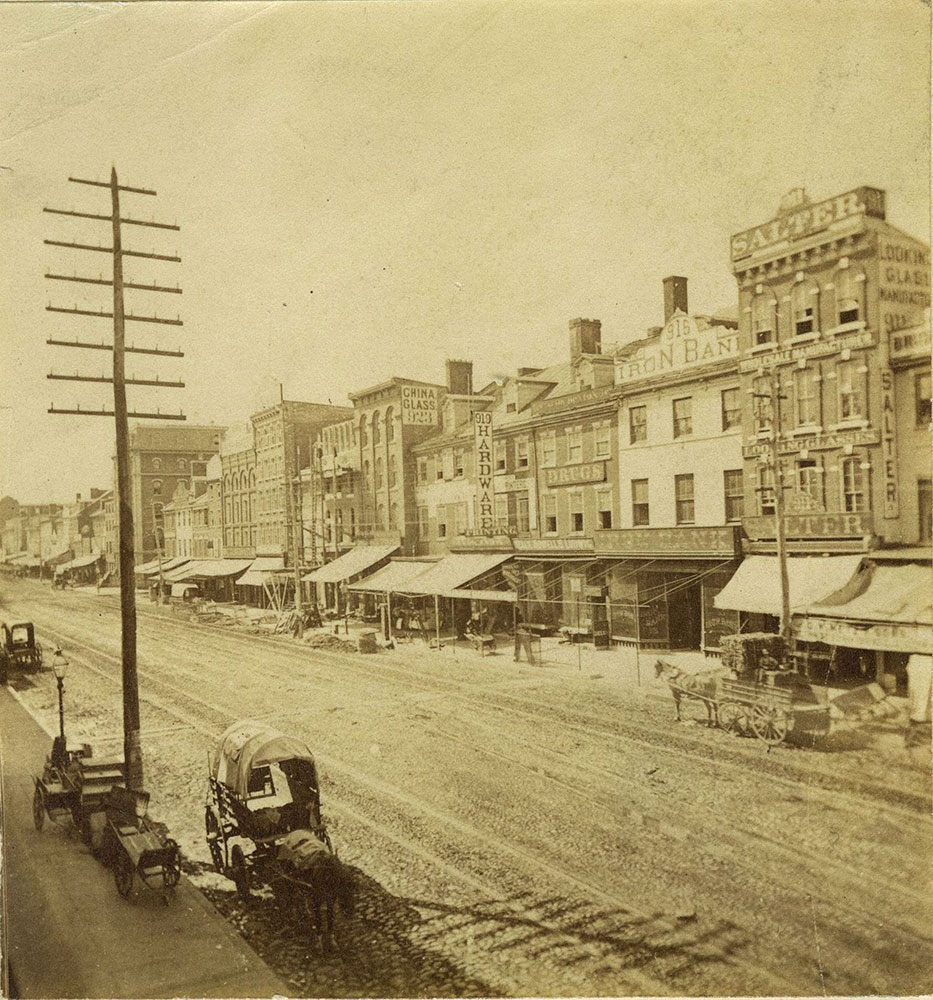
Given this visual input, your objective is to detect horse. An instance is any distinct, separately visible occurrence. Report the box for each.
[273,829,355,951]
[654,659,733,728]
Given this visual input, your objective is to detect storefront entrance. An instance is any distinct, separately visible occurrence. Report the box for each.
[668,580,702,649]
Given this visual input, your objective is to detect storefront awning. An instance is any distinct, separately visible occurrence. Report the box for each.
[302,544,399,584]
[347,559,437,594]
[396,552,513,596]
[45,549,74,567]
[714,555,863,616]
[236,556,286,587]
[164,558,252,582]
[795,563,933,653]
[4,552,30,565]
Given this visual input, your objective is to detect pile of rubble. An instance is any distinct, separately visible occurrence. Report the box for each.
[303,631,358,652]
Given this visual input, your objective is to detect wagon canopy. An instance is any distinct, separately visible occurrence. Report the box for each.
[210,720,317,798]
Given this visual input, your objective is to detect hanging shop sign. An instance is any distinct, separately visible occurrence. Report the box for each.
[400,385,439,426]
[880,369,899,519]
[543,461,607,488]
[593,526,740,558]
[738,329,873,373]
[473,411,495,532]
[616,312,739,383]
[730,187,886,262]
[495,473,533,493]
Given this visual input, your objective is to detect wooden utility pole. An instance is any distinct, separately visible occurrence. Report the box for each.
[45,169,185,790]
[280,385,302,619]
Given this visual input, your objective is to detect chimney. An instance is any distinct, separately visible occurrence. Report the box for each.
[446,359,473,396]
[663,276,688,322]
[569,318,601,359]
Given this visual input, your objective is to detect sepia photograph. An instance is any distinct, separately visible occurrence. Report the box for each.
[0,1,930,997]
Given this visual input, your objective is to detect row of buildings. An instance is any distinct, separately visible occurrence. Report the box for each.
[2,184,930,693]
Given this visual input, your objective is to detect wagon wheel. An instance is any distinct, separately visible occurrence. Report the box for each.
[163,838,182,888]
[231,844,250,901]
[718,700,748,737]
[204,808,225,872]
[33,784,45,831]
[750,702,790,746]
[114,851,135,898]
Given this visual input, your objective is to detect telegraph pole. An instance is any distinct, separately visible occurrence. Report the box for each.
[45,169,185,790]
[753,372,791,648]
[280,385,303,620]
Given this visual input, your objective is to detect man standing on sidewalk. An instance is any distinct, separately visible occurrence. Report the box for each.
[513,607,536,665]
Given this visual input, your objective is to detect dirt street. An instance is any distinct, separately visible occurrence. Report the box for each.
[3,578,931,997]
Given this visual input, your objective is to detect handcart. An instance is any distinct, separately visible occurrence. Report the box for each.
[98,787,181,902]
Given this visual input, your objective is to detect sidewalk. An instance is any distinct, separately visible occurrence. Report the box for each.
[0,688,289,999]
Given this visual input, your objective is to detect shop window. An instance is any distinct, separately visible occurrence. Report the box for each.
[837,361,866,421]
[917,479,933,541]
[597,489,613,529]
[566,427,583,463]
[723,470,744,522]
[594,422,611,458]
[569,491,584,533]
[674,474,695,524]
[543,495,558,534]
[752,375,774,434]
[751,291,777,345]
[540,432,556,467]
[916,372,932,427]
[841,457,868,513]
[629,405,647,443]
[791,278,819,336]
[796,459,824,509]
[834,264,863,325]
[757,464,775,515]
[516,495,530,533]
[516,439,529,468]
[721,388,740,431]
[672,397,692,438]
[631,479,649,526]
[794,367,820,426]
[494,439,507,472]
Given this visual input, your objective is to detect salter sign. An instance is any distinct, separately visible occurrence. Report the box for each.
[730,187,885,263]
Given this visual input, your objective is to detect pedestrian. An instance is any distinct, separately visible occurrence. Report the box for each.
[513,608,536,666]
[905,654,932,768]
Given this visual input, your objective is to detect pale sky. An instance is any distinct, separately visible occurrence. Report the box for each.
[1,0,929,501]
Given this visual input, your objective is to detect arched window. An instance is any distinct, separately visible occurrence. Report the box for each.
[152,479,163,496]
[152,457,162,472]
[359,417,367,448]
[389,502,399,529]
[791,277,819,337]
[751,290,777,346]
[385,407,395,443]
[376,503,386,530]
[372,411,381,445]
[375,457,383,489]
[834,263,863,326]
[177,458,187,471]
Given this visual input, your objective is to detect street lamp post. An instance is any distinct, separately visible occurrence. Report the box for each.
[51,648,69,766]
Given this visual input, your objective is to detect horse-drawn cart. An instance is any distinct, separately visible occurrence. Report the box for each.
[205,720,352,946]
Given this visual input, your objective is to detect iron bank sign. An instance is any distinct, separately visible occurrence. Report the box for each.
[616,312,739,383]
